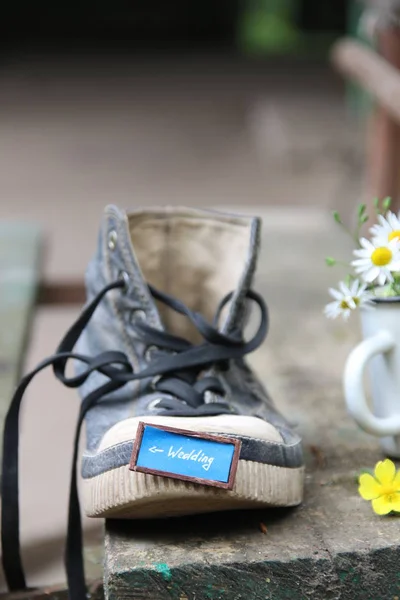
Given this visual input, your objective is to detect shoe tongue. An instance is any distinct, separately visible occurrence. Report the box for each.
[104,205,261,335]
[218,216,261,334]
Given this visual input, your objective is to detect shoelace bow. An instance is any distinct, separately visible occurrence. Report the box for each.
[1,278,268,599]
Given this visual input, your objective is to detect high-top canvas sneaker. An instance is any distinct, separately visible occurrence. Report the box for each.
[77,205,304,518]
[1,205,304,599]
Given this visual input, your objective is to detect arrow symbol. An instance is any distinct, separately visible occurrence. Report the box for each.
[149,446,164,453]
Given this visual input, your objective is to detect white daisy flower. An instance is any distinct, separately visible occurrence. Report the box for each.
[352,238,400,286]
[324,280,372,321]
[370,211,400,245]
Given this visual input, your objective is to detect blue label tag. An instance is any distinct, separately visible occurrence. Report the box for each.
[130,423,240,489]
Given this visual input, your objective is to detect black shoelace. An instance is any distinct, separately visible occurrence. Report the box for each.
[1,278,268,599]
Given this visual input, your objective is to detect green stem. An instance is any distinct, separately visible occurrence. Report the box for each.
[337,221,362,246]
[353,223,363,246]
[335,260,353,268]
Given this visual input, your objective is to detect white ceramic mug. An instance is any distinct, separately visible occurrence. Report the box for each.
[343,299,400,457]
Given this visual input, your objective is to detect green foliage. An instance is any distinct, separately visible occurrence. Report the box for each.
[357,204,366,219]
[382,197,392,212]
[356,468,374,482]
[333,211,342,225]
[371,196,393,216]
[331,205,368,245]
[239,11,300,54]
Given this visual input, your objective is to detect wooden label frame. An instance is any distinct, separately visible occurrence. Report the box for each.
[129,422,241,490]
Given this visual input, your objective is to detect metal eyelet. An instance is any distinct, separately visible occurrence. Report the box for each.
[147,398,162,410]
[118,271,130,292]
[108,230,117,250]
[150,375,161,390]
[131,309,146,322]
[145,345,158,362]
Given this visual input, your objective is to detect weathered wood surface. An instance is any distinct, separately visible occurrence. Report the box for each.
[0,223,41,462]
[367,28,400,212]
[0,579,102,600]
[332,31,400,213]
[331,38,400,125]
[104,208,400,599]
[0,227,103,598]
[37,281,85,305]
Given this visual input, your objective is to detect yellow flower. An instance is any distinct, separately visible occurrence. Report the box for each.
[358,459,400,515]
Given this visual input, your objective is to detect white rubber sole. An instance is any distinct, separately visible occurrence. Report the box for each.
[83,459,305,519]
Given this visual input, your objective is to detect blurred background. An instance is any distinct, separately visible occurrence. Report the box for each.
[0,0,371,591]
[0,0,367,278]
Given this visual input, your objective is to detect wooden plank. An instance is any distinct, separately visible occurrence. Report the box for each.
[367,28,400,212]
[0,223,41,457]
[37,281,85,305]
[0,579,102,600]
[331,37,400,124]
[104,208,400,599]
[332,36,400,213]
[0,237,101,595]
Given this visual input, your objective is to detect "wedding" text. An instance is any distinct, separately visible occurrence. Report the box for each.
[167,445,214,471]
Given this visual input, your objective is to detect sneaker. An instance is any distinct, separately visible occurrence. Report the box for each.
[1,205,304,599]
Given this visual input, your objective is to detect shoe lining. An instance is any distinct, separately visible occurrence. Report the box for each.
[128,210,252,342]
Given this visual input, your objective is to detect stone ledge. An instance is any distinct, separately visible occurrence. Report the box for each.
[103,212,400,599]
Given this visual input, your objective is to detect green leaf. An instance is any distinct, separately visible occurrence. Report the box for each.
[333,211,342,224]
[360,214,369,224]
[355,468,374,483]
[358,468,374,476]
[382,197,392,212]
[357,204,366,219]
[325,257,336,266]
[373,197,379,209]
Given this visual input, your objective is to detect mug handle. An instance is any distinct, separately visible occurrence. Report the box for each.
[343,330,400,436]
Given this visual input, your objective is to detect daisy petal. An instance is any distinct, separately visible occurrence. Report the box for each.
[324,303,339,319]
[347,298,356,309]
[378,270,392,285]
[358,473,382,500]
[358,283,367,294]
[350,279,359,295]
[375,459,396,486]
[377,214,387,226]
[364,267,380,283]
[369,225,380,236]
[388,211,400,229]
[371,236,388,247]
[372,495,394,515]
[339,281,351,295]
[377,272,386,286]
[360,237,375,251]
[353,249,368,258]
[328,288,342,300]
[352,259,372,267]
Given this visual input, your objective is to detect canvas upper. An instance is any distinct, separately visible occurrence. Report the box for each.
[75,205,303,473]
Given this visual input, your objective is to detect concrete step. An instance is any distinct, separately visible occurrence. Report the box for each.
[104,210,399,599]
